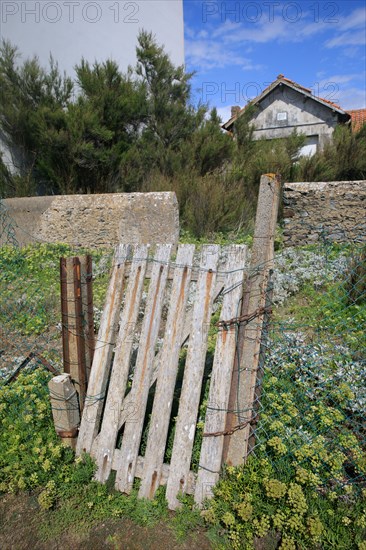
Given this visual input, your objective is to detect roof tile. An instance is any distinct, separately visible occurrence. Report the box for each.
[347,109,366,132]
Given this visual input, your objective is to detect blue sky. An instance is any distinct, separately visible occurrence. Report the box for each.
[183,0,366,121]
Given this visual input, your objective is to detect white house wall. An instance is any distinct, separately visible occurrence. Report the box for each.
[1,1,185,76]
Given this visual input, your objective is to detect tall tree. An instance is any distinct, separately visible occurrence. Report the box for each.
[0,40,73,194]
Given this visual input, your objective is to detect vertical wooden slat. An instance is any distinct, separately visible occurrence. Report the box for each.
[223,174,280,466]
[194,245,247,505]
[138,244,195,499]
[247,271,274,454]
[114,244,172,494]
[94,245,149,482]
[166,245,220,510]
[76,244,131,456]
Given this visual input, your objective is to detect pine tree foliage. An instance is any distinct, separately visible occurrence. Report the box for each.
[0,33,365,237]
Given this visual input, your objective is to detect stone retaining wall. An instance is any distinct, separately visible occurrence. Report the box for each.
[2,192,179,248]
[283,180,366,246]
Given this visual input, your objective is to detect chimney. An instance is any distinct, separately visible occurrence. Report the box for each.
[231,105,241,118]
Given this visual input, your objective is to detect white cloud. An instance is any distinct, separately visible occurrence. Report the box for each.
[326,30,366,48]
[196,5,366,52]
[185,38,262,71]
[336,87,366,110]
[338,7,366,31]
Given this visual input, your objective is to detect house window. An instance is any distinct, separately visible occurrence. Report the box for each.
[277,112,288,121]
[299,135,319,157]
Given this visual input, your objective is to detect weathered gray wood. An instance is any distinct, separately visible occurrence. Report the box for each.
[94,245,149,482]
[138,244,195,499]
[112,452,196,494]
[194,245,247,505]
[165,245,220,510]
[114,245,172,493]
[49,373,80,449]
[224,174,280,466]
[76,244,130,456]
[90,278,225,455]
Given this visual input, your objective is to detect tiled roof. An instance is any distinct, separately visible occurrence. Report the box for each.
[347,109,366,132]
[317,97,343,110]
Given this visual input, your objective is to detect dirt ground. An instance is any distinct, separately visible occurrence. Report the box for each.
[0,493,214,550]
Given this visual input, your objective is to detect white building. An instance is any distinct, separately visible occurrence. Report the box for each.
[223,75,352,157]
[1,0,184,75]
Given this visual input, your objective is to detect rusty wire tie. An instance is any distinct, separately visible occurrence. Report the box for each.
[203,413,258,438]
[216,306,272,330]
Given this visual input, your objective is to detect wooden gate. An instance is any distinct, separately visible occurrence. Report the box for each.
[76,243,246,508]
[75,175,280,509]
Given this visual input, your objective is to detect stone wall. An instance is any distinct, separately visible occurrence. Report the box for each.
[2,192,179,248]
[283,180,366,246]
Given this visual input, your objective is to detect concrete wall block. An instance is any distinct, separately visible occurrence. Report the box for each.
[2,192,180,248]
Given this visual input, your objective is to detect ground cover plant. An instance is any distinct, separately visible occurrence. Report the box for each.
[0,239,365,549]
[202,243,366,549]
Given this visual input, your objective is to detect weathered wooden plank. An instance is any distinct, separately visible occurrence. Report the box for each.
[165,245,220,510]
[94,245,149,482]
[194,245,247,505]
[73,257,88,411]
[138,244,195,499]
[76,244,131,456]
[114,244,172,493]
[112,451,196,494]
[223,174,280,466]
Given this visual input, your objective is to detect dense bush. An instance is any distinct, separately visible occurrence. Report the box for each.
[3,33,365,238]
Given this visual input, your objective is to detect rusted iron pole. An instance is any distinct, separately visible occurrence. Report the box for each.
[60,255,94,413]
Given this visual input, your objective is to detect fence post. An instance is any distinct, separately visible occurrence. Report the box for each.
[223,174,280,466]
[60,255,94,412]
[48,373,80,449]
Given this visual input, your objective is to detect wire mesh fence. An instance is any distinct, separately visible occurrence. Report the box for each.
[249,232,366,498]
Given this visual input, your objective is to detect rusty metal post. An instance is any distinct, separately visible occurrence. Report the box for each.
[60,255,94,413]
[73,257,87,411]
[60,257,70,374]
[82,255,95,382]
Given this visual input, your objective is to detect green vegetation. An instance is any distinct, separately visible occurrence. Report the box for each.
[0,241,365,548]
[1,33,365,238]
